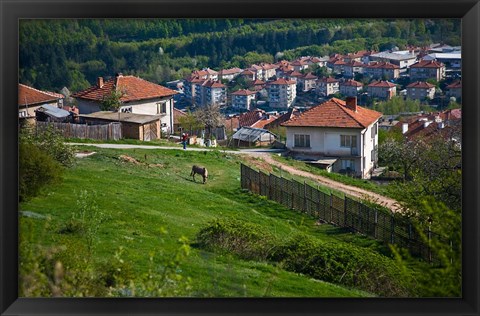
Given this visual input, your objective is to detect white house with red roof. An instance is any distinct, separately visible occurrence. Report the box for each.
[267,78,297,109]
[446,80,462,99]
[231,89,256,110]
[343,61,365,78]
[218,67,243,81]
[406,81,436,100]
[297,73,318,92]
[72,73,177,133]
[339,79,363,97]
[18,83,65,122]
[409,60,446,81]
[316,77,339,97]
[198,80,227,107]
[367,81,397,100]
[363,61,400,80]
[281,97,382,178]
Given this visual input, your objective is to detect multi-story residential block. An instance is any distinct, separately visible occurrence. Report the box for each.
[339,79,363,97]
[249,64,264,80]
[231,89,256,110]
[316,77,340,97]
[202,80,227,107]
[409,60,446,81]
[363,62,400,80]
[260,63,278,80]
[184,76,205,106]
[297,73,318,92]
[367,81,397,100]
[291,59,309,72]
[445,80,462,99]
[343,61,365,78]
[218,67,243,81]
[285,71,304,83]
[267,78,297,109]
[192,68,218,81]
[282,97,382,179]
[406,81,436,100]
[239,69,256,81]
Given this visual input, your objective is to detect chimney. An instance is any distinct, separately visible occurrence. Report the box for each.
[345,97,358,112]
[97,77,104,88]
[402,123,409,134]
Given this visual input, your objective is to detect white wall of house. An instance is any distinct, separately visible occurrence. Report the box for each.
[285,123,378,178]
[232,94,255,110]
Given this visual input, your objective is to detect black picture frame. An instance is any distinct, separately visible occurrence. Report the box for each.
[1,0,479,315]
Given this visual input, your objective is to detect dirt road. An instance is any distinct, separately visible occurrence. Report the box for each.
[245,152,403,213]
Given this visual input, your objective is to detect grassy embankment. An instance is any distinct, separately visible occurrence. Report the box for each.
[20,147,402,297]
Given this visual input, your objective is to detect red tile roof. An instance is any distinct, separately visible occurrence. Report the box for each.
[341,79,363,87]
[232,89,256,96]
[365,61,399,69]
[264,108,301,130]
[345,61,366,67]
[219,67,243,75]
[268,78,296,85]
[19,84,63,106]
[318,77,339,83]
[301,73,318,80]
[238,109,267,127]
[251,79,266,86]
[446,80,462,89]
[406,81,435,89]
[410,60,444,68]
[173,108,187,124]
[251,115,278,129]
[72,75,177,102]
[203,80,226,88]
[282,98,381,129]
[241,69,255,75]
[368,81,396,88]
[287,71,304,78]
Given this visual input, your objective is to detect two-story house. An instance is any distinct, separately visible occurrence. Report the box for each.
[297,73,318,92]
[72,74,177,133]
[367,81,397,100]
[267,78,297,109]
[406,81,436,100]
[316,77,340,97]
[281,97,382,179]
[343,61,365,78]
[218,67,243,81]
[231,89,256,110]
[363,62,400,80]
[445,80,462,99]
[409,60,446,81]
[339,79,363,97]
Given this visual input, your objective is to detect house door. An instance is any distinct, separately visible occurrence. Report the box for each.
[143,122,158,141]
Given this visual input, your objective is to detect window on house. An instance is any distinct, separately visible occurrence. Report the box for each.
[340,135,357,148]
[120,106,132,113]
[341,159,356,171]
[157,102,167,114]
[19,110,27,118]
[294,134,310,148]
[371,123,378,138]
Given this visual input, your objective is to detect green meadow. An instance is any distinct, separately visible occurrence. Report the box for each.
[19,147,400,298]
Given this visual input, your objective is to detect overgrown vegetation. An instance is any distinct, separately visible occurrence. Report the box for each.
[19,126,75,201]
[196,219,411,297]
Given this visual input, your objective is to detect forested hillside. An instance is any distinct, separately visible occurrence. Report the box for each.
[19,18,460,92]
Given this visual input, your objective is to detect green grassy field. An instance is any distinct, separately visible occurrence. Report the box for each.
[20,147,396,297]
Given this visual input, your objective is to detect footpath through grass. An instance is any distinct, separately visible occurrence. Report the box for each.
[20,147,396,297]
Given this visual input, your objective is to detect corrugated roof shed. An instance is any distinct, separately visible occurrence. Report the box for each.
[232,126,277,142]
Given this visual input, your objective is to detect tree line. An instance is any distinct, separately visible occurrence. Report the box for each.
[20,18,460,93]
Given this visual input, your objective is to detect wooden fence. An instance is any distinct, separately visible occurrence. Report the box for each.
[36,121,122,141]
[240,163,445,262]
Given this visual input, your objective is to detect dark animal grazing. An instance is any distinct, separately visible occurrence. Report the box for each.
[191,165,208,184]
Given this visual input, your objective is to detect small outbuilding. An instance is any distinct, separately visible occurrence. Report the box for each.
[231,126,277,147]
[35,104,72,122]
[79,111,162,141]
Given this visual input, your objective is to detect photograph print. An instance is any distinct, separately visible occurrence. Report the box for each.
[18,18,462,298]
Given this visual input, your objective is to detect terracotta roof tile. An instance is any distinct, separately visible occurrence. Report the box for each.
[318,77,339,83]
[365,61,399,69]
[232,89,256,96]
[72,75,177,102]
[19,84,63,106]
[301,73,318,80]
[446,80,462,89]
[238,109,266,127]
[341,79,363,87]
[368,80,396,88]
[219,67,243,75]
[282,98,381,129]
[406,81,435,89]
[268,78,296,85]
[251,115,278,129]
[202,80,226,88]
[410,60,444,68]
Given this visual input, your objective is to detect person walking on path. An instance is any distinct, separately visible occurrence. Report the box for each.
[181,133,188,150]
